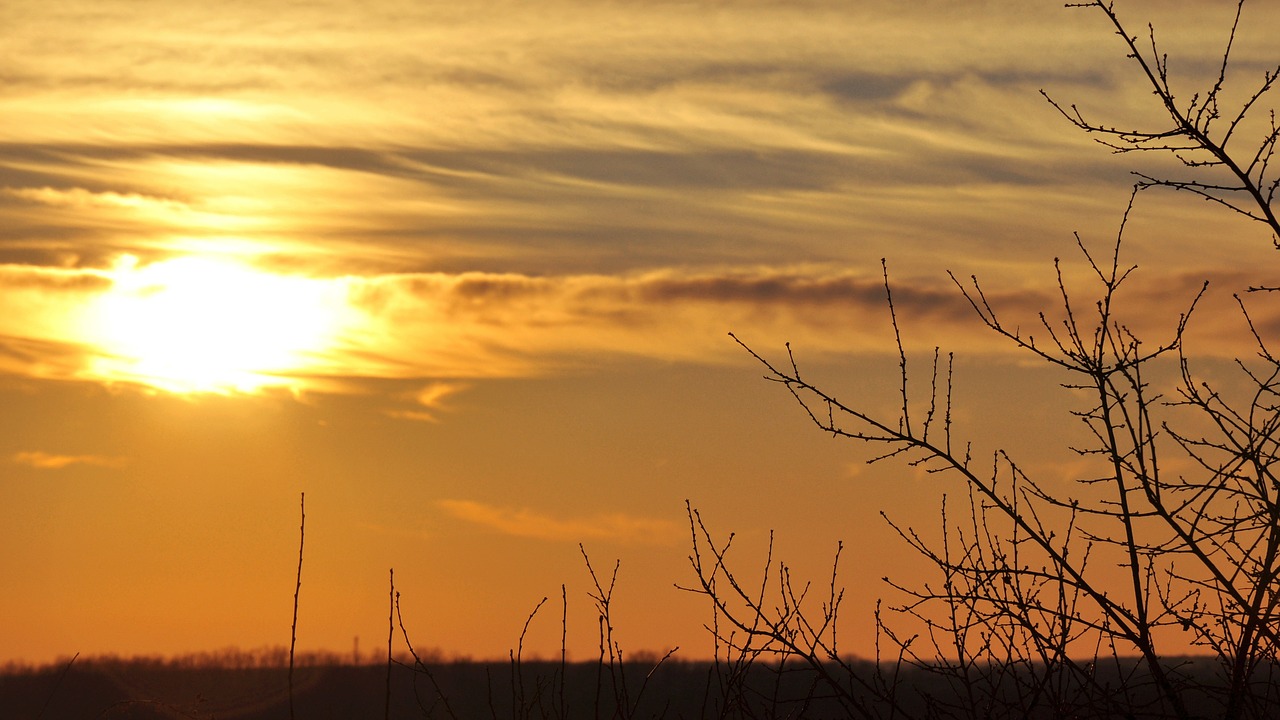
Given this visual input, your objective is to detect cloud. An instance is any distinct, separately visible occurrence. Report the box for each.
[0,265,116,380]
[437,499,680,546]
[11,451,127,470]
[0,264,111,292]
[384,381,471,422]
[0,0,1222,282]
[332,265,1069,381]
[412,381,468,408]
[1,186,191,213]
[0,0,1273,393]
[0,255,1262,393]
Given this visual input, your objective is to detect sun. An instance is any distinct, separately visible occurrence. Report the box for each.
[84,254,348,393]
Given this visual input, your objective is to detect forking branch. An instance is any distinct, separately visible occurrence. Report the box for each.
[1044,0,1280,243]
[696,2,1280,718]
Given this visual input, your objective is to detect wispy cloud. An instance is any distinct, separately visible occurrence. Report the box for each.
[1,186,190,212]
[0,257,1265,392]
[6,1,1272,280]
[12,451,127,470]
[0,0,1273,395]
[384,381,471,422]
[438,499,680,546]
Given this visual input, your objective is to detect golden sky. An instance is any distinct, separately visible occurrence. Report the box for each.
[3,0,1280,664]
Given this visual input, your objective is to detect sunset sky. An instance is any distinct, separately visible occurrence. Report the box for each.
[4,0,1280,665]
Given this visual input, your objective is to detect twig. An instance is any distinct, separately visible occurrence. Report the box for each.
[386,568,394,720]
[35,652,78,720]
[289,491,305,720]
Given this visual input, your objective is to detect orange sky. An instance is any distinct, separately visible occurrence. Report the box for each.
[3,0,1280,665]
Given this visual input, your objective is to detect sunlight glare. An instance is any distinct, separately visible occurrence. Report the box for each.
[86,255,349,393]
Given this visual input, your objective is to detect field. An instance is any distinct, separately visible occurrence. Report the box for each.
[4,654,855,719]
[1,651,1246,719]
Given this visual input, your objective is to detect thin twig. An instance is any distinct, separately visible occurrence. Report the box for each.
[386,568,394,720]
[289,492,305,720]
[35,652,78,720]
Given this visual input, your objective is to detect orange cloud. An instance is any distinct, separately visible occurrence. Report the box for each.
[0,258,1264,396]
[383,381,471,422]
[11,451,127,470]
[1,186,190,213]
[438,499,679,546]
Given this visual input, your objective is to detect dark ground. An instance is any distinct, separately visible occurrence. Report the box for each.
[3,657,844,720]
[0,653,1253,719]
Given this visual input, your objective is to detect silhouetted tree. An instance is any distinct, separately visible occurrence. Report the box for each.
[689,2,1280,718]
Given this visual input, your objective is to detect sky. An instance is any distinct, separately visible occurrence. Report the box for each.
[3,0,1280,666]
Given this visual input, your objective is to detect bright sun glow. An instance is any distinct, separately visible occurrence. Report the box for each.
[85,255,349,393]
